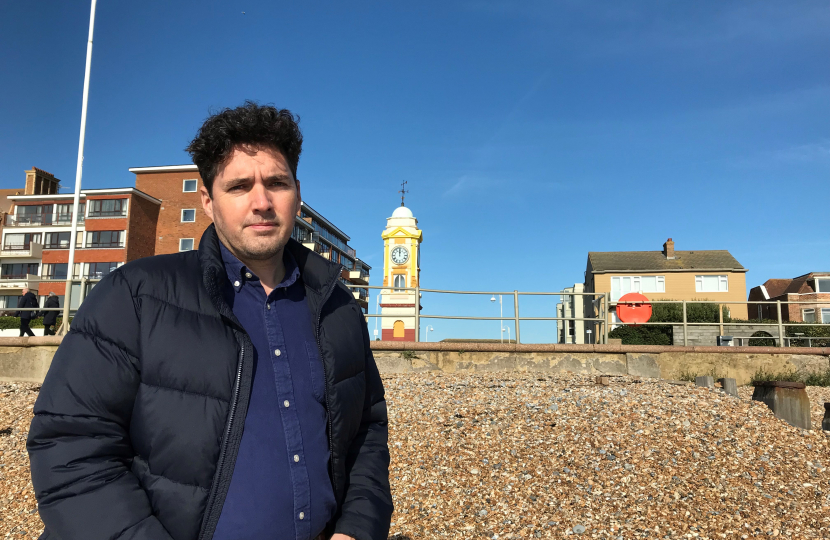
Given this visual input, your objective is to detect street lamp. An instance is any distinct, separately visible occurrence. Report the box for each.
[425,325,434,342]
[374,292,380,341]
[586,329,593,345]
[502,326,511,343]
[490,295,503,343]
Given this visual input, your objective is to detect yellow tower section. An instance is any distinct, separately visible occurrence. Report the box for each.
[380,205,423,341]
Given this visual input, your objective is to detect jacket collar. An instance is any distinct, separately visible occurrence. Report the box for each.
[198,223,343,302]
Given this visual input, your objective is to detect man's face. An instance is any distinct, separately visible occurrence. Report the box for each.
[201,145,301,262]
[22,288,28,295]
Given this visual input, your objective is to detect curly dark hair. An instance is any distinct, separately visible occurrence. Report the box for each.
[185,101,303,195]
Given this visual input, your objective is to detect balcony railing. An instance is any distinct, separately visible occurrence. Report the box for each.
[5,214,85,227]
[87,210,127,218]
[0,243,43,258]
[87,241,125,248]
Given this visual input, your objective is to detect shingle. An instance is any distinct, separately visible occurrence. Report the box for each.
[588,250,744,273]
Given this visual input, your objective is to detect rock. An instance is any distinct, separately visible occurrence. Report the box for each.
[751,381,812,430]
[595,376,610,386]
[823,403,830,431]
[573,524,586,534]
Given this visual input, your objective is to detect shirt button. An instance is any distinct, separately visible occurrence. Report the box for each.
[294,454,300,463]
[298,512,305,520]
[284,400,290,408]
[275,349,281,357]
[233,280,240,287]
[267,303,271,310]
[245,272,252,279]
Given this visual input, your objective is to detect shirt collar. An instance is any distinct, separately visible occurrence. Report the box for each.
[219,241,301,293]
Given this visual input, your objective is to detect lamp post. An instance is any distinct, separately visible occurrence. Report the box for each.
[502,326,510,343]
[490,295,503,343]
[425,325,434,342]
[586,329,593,345]
[59,0,98,335]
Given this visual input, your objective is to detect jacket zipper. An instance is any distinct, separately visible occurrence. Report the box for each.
[198,341,244,540]
[314,272,340,494]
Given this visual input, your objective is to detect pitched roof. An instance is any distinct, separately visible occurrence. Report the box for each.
[588,250,745,273]
[761,278,792,297]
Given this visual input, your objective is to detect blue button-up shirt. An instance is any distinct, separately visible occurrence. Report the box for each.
[213,243,336,540]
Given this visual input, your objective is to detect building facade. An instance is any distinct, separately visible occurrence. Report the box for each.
[583,238,748,341]
[379,205,422,341]
[0,185,160,308]
[555,284,587,344]
[747,273,830,323]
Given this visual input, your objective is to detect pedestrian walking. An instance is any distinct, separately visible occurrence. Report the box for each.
[16,287,38,337]
[41,292,60,336]
[27,102,392,540]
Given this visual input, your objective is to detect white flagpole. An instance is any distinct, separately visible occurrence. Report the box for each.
[59,0,97,335]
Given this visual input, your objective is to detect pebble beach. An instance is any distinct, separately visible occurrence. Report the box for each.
[2,374,829,539]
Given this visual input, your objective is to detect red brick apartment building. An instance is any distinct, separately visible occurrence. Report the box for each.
[748,273,830,323]
[0,168,159,308]
[0,165,370,312]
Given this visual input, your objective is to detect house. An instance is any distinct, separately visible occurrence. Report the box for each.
[747,273,830,323]
[583,238,748,338]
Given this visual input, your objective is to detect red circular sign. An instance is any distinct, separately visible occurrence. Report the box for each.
[616,292,652,326]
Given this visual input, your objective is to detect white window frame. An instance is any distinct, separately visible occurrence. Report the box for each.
[695,275,728,293]
[816,278,830,293]
[610,275,665,301]
[821,308,830,324]
[181,209,196,223]
[802,308,816,323]
[183,179,198,193]
[179,238,194,252]
[393,274,406,290]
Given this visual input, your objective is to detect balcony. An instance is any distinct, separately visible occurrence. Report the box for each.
[0,243,43,258]
[348,269,370,285]
[0,273,41,292]
[352,288,369,308]
[5,214,84,227]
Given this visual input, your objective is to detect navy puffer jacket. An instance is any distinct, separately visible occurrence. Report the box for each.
[27,224,392,540]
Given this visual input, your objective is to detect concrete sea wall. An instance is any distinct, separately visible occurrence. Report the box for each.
[0,337,827,386]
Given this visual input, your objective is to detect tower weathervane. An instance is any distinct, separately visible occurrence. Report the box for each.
[398,180,408,207]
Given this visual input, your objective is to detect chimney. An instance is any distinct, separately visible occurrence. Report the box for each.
[663,238,675,259]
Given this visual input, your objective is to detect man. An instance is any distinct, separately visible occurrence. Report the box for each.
[27,102,393,540]
[41,292,60,336]
[16,287,38,337]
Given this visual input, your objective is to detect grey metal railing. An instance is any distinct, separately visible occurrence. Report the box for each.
[345,284,609,344]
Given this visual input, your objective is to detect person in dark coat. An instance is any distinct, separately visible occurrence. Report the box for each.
[16,287,38,337]
[41,292,60,336]
[27,102,392,540]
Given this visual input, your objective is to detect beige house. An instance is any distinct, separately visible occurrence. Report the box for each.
[584,238,748,337]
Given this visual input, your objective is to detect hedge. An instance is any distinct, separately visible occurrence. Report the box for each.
[0,316,67,330]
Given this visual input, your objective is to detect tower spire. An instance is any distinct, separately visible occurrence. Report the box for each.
[398,180,408,207]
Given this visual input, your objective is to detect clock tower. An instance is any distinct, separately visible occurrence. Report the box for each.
[380,204,422,341]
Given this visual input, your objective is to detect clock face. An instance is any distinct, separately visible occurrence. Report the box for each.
[390,246,409,265]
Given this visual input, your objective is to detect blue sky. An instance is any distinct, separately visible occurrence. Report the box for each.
[1,1,828,342]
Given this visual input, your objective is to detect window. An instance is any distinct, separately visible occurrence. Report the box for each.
[183,179,198,192]
[88,198,128,217]
[42,263,68,280]
[695,275,728,293]
[803,309,816,323]
[86,230,124,248]
[1,263,39,279]
[179,238,194,251]
[610,275,665,301]
[393,275,406,290]
[3,233,41,250]
[87,262,119,279]
[56,203,85,223]
[181,209,196,222]
[822,309,830,324]
[15,205,53,225]
[816,278,830,293]
[44,232,71,249]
